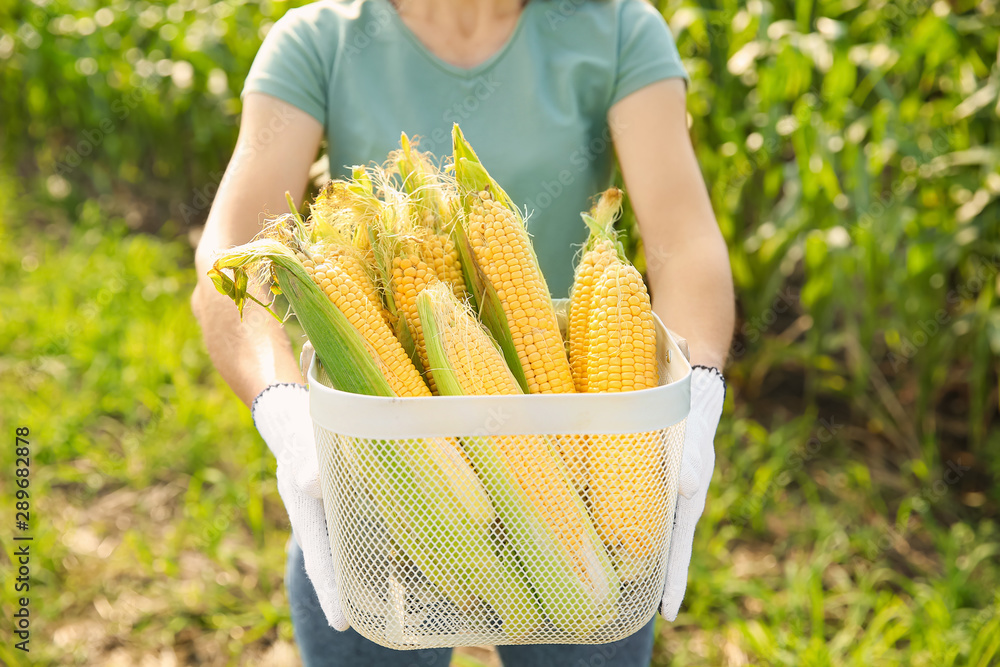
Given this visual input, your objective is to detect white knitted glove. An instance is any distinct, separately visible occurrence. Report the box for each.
[251,366,348,631]
[660,365,726,621]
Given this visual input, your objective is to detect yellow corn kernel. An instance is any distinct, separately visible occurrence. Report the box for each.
[586,262,657,393]
[466,190,575,394]
[303,260,430,397]
[312,243,391,327]
[420,232,466,299]
[585,261,662,571]
[568,239,616,393]
[390,253,438,392]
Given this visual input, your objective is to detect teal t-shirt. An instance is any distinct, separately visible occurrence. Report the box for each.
[243,0,687,297]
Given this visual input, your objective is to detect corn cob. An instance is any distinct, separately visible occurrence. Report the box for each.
[393,133,467,298]
[566,189,665,579]
[352,430,500,608]
[418,229,465,298]
[303,242,391,326]
[587,262,659,391]
[567,241,616,392]
[417,282,522,396]
[418,282,620,635]
[559,192,624,484]
[452,125,574,395]
[587,262,664,578]
[364,183,445,391]
[568,189,624,393]
[389,253,438,392]
[308,259,430,397]
[562,241,614,484]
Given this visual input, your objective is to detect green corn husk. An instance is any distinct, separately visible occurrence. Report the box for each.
[451,125,552,298]
[361,432,543,638]
[579,187,626,256]
[354,432,484,601]
[417,286,620,636]
[209,238,394,397]
[451,125,521,213]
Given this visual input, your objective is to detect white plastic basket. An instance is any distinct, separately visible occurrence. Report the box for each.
[308,301,691,649]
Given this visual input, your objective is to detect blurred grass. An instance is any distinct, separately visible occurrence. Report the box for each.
[0,195,296,664]
[1,0,999,665]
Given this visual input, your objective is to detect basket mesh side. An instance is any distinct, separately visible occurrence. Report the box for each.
[315,422,686,649]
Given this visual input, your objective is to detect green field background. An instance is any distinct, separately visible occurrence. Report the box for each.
[1,0,999,664]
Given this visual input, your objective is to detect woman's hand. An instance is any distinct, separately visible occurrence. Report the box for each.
[191,93,324,406]
[609,78,734,619]
[660,365,725,620]
[251,380,349,631]
[250,342,349,631]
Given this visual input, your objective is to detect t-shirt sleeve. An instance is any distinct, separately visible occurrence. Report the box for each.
[611,0,688,107]
[241,8,331,125]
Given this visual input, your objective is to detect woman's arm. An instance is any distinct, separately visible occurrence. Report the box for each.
[609,79,735,369]
[192,93,324,406]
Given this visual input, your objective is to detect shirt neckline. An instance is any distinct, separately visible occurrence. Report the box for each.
[378,0,533,79]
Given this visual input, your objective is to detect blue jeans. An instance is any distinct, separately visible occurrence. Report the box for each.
[286,538,657,667]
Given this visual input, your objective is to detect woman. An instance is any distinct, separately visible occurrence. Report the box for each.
[191,0,734,663]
